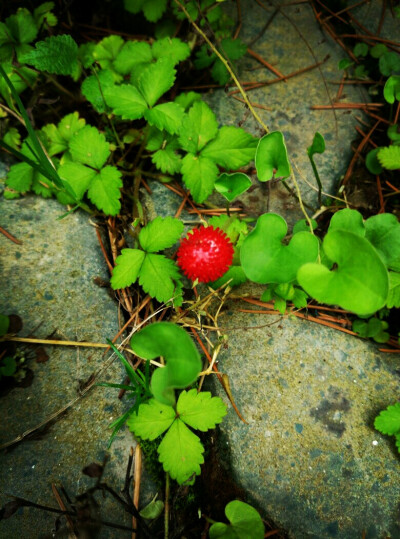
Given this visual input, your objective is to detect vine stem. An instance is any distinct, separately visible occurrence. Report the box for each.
[172,0,269,134]
[290,171,315,234]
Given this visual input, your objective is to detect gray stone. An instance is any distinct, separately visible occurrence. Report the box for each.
[0,195,154,537]
[208,298,400,538]
[204,0,370,225]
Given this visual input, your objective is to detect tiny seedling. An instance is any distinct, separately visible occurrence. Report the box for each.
[307,131,325,207]
[208,500,265,539]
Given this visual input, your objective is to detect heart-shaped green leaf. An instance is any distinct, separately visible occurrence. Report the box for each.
[255,131,290,182]
[365,148,384,174]
[307,132,325,158]
[130,322,202,406]
[328,208,365,237]
[240,213,319,284]
[297,230,389,315]
[365,213,400,271]
[209,500,265,539]
[214,172,252,202]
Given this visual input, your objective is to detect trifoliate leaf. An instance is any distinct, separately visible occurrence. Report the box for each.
[209,500,265,539]
[211,59,231,85]
[139,254,182,304]
[179,101,218,154]
[138,58,176,108]
[6,162,33,192]
[177,389,227,431]
[58,162,96,200]
[152,37,191,65]
[111,249,146,289]
[181,153,219,203]
[93,35,124,71]
[81,69,114,113]
[201,126,257,169]
[375,403,400,435]
[158,419,204,484]
[114,41,152,75]
[194,45,216,69]
[3,127,21,150]
[378,146,400,170]
[174,91,202,111]
[42,112,86,155]
[87,165,122,215]
[78,42,96,68]
[6,9,38,44]
[144,102,185,135]
[152,146,182,174]
[387,272,400,308]
[69,126,110,169]
[104,84,148,120]
[139,216,184,252]
[220,37,247,60]
[32,172,53,198]
[22,35,79,75]
[127,398,176,440]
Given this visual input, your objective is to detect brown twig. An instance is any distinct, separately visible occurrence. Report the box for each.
[132,444,142,539]
[342,120,380,185]
[247,48,286,80]
[0,225,23,245]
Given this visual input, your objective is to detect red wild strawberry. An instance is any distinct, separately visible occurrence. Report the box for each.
[177,225,234,283]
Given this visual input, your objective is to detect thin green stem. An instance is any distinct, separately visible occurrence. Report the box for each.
[173,0,269,134]
[308,155,322,207]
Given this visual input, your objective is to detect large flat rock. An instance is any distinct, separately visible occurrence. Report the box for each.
[0,195,153,537]
[209,303,400,538]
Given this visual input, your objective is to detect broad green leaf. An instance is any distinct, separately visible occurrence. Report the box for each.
[78,42,96,68]
[352,318,389,343]
[32,171,53,198]
[1,357,17,377]
[214,172,251,202]
[81,69,114,113]
[6,162,34,192]
[370,44,388,58]
[127,398,175,440]
[375,403,400,435]
[110,249,146,289]
[177,389,227,431]
[6,9,38,44]
[353,42,368,57]
[69,125,110,169]
[139,216,184,252]
[255,131,290,181]
[144,102,185,135]
[209,500,265,539]
[194,45,216,69]
[297,230,389,315]
[93,35,124,71]
[22,35,78,75]
[58,162,96,200]
[138,58,176,108]
[378,146,400,170]
[130,322,202,406]
[383,75,400,104]
[181,153,219,203]
[387,125,400,143]
[87,165,122,215]
[158,419,204,484]
[34,2,57,27]
[179,101,219,154]
[139,254,182,304]
[328,208,365,237]
[240,213,319,284]
[152,147,182,174]
[365,213,400,271]
[307,132,325,157]
[387,272,400,308]
[104,84,148,120]
[114,41,152,75]
[379,51,400,76]
[365,148,384,174]
[139,499,164,520]
[220,37,247,60]
[146,126,165,151]
[0,314,10,337]
[152,37,190,65]
[202,126,257,169]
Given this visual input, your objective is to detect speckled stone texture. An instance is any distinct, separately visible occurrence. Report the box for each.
[208,296,400,538]
[0,194,153,537]
[204,0,371,225]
